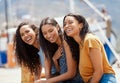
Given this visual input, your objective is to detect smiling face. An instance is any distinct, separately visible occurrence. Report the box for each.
[20,25,36,45]
[63,16,83,38]
[41,24,59,43]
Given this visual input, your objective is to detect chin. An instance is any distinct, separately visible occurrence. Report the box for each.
[50,41,55,43]
[49,40,56,43]
[28,43,33,45]
[67,34,73,37]
[28,42,34,45]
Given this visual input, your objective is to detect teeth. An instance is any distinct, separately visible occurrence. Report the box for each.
[27,37,30,41]
[49,37,53,41]
[66,29,72,33]
[26,37,32,42]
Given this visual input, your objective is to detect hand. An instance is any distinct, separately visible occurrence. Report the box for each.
[54,46,63,59]
[46,79,52,83]
[34,79,47,83]
[46,79,58,83]
[34,79,40,83]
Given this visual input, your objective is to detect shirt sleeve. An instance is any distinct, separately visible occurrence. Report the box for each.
[85,37,101,51]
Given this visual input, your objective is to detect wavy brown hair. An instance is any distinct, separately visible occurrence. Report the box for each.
[14,22,41,75]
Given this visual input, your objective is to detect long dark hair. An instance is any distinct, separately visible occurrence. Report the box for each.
[63,13,89,64]
[39,17,63,61]
[14,22,41,74]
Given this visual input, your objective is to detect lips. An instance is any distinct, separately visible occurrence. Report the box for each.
[66,28,72,34]
[25,36,32,44]
[48,37,54,42]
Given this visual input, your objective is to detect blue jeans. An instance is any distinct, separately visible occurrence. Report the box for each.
[100,73,116,83]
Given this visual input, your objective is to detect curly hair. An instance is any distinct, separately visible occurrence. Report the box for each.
[14,22,41,75]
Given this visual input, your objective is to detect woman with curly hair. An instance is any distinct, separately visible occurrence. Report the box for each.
[14,22,42,83]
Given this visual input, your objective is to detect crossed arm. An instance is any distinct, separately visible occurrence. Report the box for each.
[45,41,77,83]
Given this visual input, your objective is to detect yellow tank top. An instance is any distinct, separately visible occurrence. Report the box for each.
[21,65,34,83]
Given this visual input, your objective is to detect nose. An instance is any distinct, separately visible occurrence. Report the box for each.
[24,34,28,37]
[46,33,51,39]
[22,34,29,40]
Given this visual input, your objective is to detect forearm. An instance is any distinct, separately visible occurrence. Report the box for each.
[53,60,60,72]
[44,59,52,79]
[45,67,51,79]
[90,70,103,83]
[89,48,104,83]
[47,71,76,83]
[38,66,42,79]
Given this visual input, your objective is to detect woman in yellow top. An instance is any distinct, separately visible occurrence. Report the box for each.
[63,13,116,83]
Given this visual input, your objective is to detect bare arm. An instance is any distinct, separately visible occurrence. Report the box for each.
[89,48,103,83]
[52,47,62,72]
[44,57,52,79]
[36,65,42,80]
[47,41,77,83]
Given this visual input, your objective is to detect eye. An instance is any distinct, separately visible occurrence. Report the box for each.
[49,28,53,32]
[69,21,73,24]
[20,30,30,37]
[43,32,47,36]
[25,30,30,33]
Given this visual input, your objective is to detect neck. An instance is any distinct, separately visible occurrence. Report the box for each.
[73,35,82,45]
[56,37,62,47]
[33,39,40,50]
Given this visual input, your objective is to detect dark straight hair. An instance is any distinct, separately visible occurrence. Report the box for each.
[63,13,89,64]
[39,17,63,61]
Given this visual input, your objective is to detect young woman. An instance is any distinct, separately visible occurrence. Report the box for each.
[63,13,116,83]
[36,17,84,83]
[14,22,42,83]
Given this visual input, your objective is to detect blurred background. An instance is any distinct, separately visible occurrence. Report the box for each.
[0,0,120,83]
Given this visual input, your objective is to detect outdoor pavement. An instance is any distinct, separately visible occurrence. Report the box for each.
[0,67,21,83]
[0,63,120,83]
